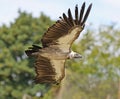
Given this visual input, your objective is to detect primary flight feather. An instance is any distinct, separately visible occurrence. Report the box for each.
[25,2,92,84]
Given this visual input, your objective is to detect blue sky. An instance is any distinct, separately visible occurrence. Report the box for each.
[0,0,120,27]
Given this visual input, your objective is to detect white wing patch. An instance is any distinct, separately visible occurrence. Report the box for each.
[57,27,82,52]
[50,60,65,81]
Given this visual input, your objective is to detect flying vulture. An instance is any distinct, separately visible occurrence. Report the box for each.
[25,2,92,84]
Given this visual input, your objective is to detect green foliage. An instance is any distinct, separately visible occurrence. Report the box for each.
[0,11,54,99]
[63,25,120,99]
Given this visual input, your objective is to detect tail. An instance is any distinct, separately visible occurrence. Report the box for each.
[25,44,42,56]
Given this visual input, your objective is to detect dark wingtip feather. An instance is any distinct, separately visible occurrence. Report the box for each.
[75,4,78,24]
[25,50,33,56]
[78,2,86,24]
[81,3,92,25]
[68,8,74,26]
[63,13,72,26]
[25,45,42,57]
[59,16,63,20]
[61,2,92,27]
[63,13,68,21]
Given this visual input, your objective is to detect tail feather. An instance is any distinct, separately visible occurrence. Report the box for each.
[25,44,42,56]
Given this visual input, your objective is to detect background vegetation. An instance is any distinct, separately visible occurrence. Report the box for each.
[0,11,120,99]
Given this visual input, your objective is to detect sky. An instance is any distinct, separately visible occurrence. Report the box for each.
[0,0,120,27]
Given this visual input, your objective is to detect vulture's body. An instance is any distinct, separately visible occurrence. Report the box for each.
[25,2,92,84]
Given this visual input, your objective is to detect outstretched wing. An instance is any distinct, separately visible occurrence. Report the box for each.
[25,44,66,84]
[34,55,65,84]
[41,2,92,52]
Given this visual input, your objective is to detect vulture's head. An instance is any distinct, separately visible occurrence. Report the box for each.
[68,51,82,59]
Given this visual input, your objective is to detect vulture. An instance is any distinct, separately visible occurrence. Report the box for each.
[25,2,92,84]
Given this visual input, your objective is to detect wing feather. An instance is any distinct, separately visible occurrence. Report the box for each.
[75,4,79,24]
[34,56,65,84]
[68,8,75,26]
[78,2,85,24]
[63,13,72,26]
[81,3,92,25]
[41,2,92,51]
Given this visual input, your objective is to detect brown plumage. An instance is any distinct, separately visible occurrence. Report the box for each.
[25,2,92,84]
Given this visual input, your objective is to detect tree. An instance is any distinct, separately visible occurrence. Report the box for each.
[0,11,54,99]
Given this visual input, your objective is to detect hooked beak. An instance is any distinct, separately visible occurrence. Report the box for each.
[74,53,82,58]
